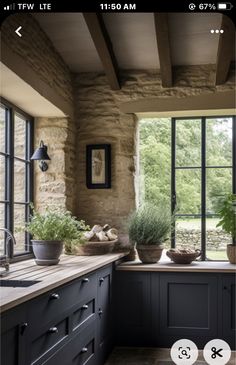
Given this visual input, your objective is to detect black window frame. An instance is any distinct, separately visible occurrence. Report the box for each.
[0,98,34,261]
[171,115,236,261]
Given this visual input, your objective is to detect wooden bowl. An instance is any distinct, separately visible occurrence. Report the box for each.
[77,239,118,255]
[166,249,201,264]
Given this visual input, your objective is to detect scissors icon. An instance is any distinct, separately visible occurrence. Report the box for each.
[211,347,223,359]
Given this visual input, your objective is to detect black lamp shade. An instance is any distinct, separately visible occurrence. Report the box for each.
[31,141,50,161]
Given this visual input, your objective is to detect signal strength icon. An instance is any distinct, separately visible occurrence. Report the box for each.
[4,3,15,10]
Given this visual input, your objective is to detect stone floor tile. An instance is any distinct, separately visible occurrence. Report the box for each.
[105,347,236,365]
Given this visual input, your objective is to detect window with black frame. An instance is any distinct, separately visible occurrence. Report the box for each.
[139,116,236,261]
[0,100,34,258]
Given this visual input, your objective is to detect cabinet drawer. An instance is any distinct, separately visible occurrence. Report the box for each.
[72,332,96,365]
[72,298,96,333]
[30,317,69,364]
[28,273,96,329]
[42,322,96,365]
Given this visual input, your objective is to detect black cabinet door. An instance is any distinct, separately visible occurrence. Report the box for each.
[114,271,152,346]
[159,273,218,348]
[222,274,236,350]
[0,304,27,365]
[97,264,112,365]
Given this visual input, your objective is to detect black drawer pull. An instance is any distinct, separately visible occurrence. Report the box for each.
[82,304,89,310]
[50,293,60,300]
[20,322,28,335]
[98,309,103,316]
[49,327,58,334]
[99,277,104,284]
[81,347,88,353]
[82,278,89,283]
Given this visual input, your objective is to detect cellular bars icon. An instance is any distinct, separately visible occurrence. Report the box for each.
[4,3,15,10]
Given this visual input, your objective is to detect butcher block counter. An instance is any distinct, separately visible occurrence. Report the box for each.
[117,259,236,273]
[0,253,125,313]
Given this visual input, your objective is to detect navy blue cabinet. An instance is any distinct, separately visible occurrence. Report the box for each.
[97,265,113,365]
[0,263,114,365]
[114,271,236,350]
[114,272,152,346]
[0,305,27,365]
[157,273,218,348]
[222,274,236,349]
[42,321,97,365]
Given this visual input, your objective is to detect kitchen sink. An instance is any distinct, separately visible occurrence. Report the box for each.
[0,279,40,287]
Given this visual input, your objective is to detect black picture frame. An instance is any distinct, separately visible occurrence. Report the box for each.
[86,144,111,189]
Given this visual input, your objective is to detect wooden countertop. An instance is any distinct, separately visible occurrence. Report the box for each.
[1,253,235,313]
[117,259,236,273]
[0,253,125,313]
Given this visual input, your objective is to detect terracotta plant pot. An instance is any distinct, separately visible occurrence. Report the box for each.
[32,240,63,266]
[227,244,236,264]
[137,245,163,264]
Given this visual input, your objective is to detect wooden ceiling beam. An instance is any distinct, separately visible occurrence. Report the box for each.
[215,15,235,85]
[83,13,120,90]
[154,13,172,87]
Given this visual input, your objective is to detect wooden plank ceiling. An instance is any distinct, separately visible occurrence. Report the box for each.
[34,13,235,89]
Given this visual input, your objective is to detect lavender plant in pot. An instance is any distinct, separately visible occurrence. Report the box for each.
[128,203,171,264]
[25,208,88,265]
[216,194,236,264]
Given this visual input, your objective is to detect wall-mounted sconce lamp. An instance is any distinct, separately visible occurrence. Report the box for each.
[31,140,51,172]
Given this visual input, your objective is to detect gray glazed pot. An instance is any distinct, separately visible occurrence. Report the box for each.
[137,245,163,264]
[32,240,63,266]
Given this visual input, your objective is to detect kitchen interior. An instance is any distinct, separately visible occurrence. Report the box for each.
[0,12,236,365]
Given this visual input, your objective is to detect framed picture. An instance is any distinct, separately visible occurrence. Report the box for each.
[86,144,111,189]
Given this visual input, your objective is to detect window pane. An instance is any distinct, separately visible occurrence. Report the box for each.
[206,117,232,166]
[176,119,201,167]
[14,114,26,159]
[206,168,232,214]
[176,169,201,214]
[0,155,5,201]
[14,204,26,253]
[139,118,171,209]
[0,204,5,255]
[0,106,5,153]
[175,217,201,250]
[14,160,26,203]
[206,217,229,260]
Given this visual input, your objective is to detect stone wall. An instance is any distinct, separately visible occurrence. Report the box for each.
[1,13,235,235]
[1,14,73,111]
[34,117,76,213]
[1,14,76,215]
[175,229,232,250]
[74,67,235,232]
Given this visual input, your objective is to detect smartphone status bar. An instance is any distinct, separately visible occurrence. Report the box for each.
[1,0,235,13]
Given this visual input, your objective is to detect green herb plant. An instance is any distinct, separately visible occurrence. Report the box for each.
[216,193,236,244]
[25,207,89,244]
[128,203,171,246]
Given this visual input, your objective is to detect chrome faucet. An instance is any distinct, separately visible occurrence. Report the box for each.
[0,228,16,276]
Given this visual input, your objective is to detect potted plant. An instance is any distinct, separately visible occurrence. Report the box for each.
[25,207,89,265]
[216,193,236,264]
[128,203,171,264]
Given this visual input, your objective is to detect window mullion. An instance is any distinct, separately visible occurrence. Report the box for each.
[233,116,236,195]
[201,117,206,260]
[10,108,14,234]
[232,116,236,245]
[171,118,176,248]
